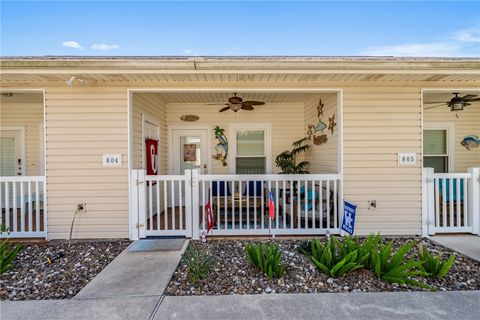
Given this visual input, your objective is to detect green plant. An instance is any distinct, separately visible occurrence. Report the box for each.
[0,225,22,274]
[300,236,366,277]
[418,244,455,278]
[275,138,310,174]
[245,242,286,278]
[182,242,216,283]
[371,240,432,289]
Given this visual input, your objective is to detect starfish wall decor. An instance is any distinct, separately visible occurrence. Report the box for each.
[328,113,337,135]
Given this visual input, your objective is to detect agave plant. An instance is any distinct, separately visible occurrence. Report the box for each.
[300,236,367,277]
[418,244,455,278]
[245,242,286,278]
[371,240,432,290]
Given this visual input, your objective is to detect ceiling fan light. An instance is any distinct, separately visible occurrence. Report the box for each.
[451,101,464,111]
[230,104,242,112]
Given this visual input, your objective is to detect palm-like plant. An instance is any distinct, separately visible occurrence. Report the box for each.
[418,244,455,278]
[275,138,310,174]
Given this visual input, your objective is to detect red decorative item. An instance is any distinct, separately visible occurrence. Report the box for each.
[145,139,158,176]
[205,201,214,233]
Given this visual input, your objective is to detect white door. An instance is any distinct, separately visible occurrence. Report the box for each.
[0,129,24,176]
[171,129,209,175]
[171,129,209,206]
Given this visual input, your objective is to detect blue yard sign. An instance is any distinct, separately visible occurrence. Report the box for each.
[341,201,357,235]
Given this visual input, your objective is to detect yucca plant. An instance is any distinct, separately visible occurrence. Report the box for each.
[300,236,366,277]
[183,242,216,283]
[418,244,455,278]
[371,240,432,290]
[245,242,286,278]
[0,225,22,274]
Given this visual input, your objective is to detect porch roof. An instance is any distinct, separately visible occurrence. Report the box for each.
[1,56,479,85]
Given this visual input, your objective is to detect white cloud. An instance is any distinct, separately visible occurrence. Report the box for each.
[62,41,84,50]
[361,42,463,57]
[91,44,120,51]
[452,27,480,43]
[182,49,201,56]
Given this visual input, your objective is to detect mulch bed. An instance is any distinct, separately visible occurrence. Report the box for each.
[165,238,480,295]
[0,240,130,301]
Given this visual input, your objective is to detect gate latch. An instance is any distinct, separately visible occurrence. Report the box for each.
[136,223,144,229]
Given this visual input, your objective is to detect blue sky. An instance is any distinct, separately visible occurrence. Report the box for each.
[1,1,479,57]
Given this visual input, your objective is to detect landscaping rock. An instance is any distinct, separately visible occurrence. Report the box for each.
[165,238,480,296]
[0,240,130,301]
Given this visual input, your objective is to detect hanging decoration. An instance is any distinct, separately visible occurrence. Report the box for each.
[145,139,158,176]
[317,99,324,118]
[212,126,228,166]
[461,135,480,150]
[328,113,337,135]
[313,134,328,145]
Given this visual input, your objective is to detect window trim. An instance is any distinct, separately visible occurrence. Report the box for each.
[228,123,272,174]
[423,122,455,173]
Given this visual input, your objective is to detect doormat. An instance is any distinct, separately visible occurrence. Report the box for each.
[128,239,185,252]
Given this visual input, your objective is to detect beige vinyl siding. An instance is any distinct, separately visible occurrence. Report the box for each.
[0,93,44,175]
[166,102,304,174]
[45,87,129,239]
[304,93,338,173]
[343,87,422,235]
[424,102,480,172]
[132,93,167,173]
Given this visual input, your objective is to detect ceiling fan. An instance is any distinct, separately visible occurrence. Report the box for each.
[210,93,265,112]
[424,92,480,112]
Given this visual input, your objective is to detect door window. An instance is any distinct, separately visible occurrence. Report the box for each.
[423,129,449,173]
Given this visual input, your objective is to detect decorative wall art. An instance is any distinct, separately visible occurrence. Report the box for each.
[313,134,328,145]
[180,114,199,122]
[183,144,197,162]
[317,99,324,117]
[328,113,337,135]
[212,126,228,166]
[461,135,480,150]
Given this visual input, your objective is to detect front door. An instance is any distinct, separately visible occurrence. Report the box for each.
[172,129,209,206]
[171,129,209,175]
[0,129,24,177]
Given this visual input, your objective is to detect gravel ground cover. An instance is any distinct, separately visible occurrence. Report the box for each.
[166,238,480,295]
[0,240,130,301]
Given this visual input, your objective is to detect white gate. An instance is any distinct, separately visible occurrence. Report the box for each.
[131,169,343,240]
[423,167,480,236]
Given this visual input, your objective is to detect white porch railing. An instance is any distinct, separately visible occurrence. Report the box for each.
[0,176,47,238]
[423,167,480,236]
[130,169,343,240]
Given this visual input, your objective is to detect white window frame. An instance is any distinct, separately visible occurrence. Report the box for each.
[423,122,455,173]
[228,123,272,174]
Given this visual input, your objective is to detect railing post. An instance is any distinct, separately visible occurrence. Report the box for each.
[422,168,435,236]
[468,167,480,235]
[191,169,200,239]
[137,170,147,239]
[129,170,139,240]
[184,169,193,238]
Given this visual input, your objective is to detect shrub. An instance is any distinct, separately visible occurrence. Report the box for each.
[0,225,22,274]
[183,242,216,283]
[418,244,455,278]
[300,236,366,277]
[245,242,286,278]
[371,240,432,290]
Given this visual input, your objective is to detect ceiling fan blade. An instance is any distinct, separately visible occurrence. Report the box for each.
[242,100,265,106]
[207,103,229,105]
[241,105,254,111]
[464,97,480,102]
[424,104,447,110]
[464,102,471,106]
[219,106,231,112]
[424,101,448,104]
[460,94,477,100]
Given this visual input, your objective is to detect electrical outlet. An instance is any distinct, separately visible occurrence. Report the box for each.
[368,200,377,209]
[77,203,86,213]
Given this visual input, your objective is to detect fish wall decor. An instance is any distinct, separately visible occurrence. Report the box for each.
[461,135,480,150]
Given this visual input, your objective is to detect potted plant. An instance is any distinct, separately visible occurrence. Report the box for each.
[275,137,310,174]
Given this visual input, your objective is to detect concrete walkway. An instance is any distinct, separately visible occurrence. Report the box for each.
[2,291,479,320]
[431,235,480,262]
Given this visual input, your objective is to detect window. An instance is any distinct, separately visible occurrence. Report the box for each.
[423,128,450,173]
[230,124,271,174]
